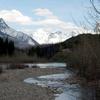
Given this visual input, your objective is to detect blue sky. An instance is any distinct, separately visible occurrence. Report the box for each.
[0,0,89,22]
[0,0,91,43]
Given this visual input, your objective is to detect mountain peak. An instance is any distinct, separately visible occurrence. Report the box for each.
[0,18,3,20]
[0,18,8,29]
[0,18,39,48]
[0,18,5,23]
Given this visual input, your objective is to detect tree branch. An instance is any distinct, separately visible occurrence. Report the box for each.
[90,0,100,14]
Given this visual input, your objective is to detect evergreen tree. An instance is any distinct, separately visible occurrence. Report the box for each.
[4,38,8,55]
[8,40,15,56]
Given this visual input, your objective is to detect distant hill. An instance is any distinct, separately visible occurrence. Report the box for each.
[60,33,100,49]
[52,34,100,80]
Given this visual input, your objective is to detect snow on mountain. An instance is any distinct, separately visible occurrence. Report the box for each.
[28,30,69,44]
[41,31,70,44]
[0,18,39,49]
[47,31,67,43]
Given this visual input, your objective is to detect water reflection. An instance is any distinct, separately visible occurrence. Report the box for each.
[0,62,66,69]
[24,63,66,68]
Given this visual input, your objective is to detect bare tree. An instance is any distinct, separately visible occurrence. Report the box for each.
[90,0,100,34]
[90,0,100,15]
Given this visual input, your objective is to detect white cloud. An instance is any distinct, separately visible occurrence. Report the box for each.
[0,9,33,25]
[0,8,87,34]
[33,8,58,19]
[32,8,87,33]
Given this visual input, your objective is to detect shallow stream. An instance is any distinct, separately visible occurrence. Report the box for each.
[23,63,92,100]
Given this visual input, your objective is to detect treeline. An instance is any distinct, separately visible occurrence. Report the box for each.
[0,37,15,56]
[28,44,62,58]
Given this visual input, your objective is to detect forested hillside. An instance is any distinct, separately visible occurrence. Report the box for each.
[0,37,15,56]
[53,34,100,80]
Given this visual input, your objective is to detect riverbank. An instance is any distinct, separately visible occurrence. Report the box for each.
[0,67,65,100]
[0,56,49,63]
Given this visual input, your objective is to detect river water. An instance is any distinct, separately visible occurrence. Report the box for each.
[23,63,93,100]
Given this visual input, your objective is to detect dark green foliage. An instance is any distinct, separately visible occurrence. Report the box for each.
[7,64,27,70]
[0,37,15,56]
[28,44,61,58]
[0,37,4,54]
[3,38,8,54]
[28,47,36,56]
[8,40,15,56]
[0,67,3,74]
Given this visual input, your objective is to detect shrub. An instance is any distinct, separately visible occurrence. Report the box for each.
[0,67,3,74]
[7,64,28,70]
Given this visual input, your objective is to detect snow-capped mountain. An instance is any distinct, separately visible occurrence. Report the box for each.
[29,30,68,44]
[45,31,69,44]
[0,18,39,49]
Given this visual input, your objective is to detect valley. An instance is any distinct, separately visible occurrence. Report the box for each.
[0,0,100,99]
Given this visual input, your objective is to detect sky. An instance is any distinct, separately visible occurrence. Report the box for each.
[0,0,91,44]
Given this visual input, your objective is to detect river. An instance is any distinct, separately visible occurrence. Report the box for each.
[23,63,93,100]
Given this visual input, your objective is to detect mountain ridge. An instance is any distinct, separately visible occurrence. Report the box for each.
[0,18,39,49]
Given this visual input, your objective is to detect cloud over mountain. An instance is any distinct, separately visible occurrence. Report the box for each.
[0,10,33,25]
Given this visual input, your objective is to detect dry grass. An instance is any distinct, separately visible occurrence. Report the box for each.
[0,55,48,63]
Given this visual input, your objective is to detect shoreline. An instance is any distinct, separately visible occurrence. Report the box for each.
[0,67,65,100]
